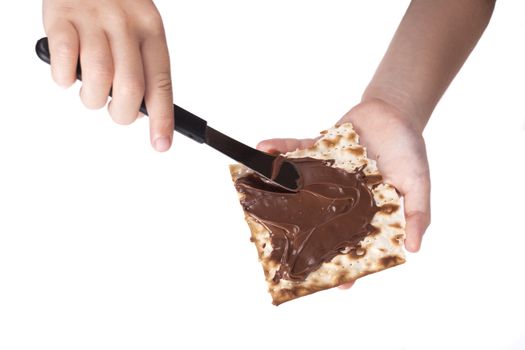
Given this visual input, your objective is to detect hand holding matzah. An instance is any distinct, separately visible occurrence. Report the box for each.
[259,100,430,254]
[339,99,431,253]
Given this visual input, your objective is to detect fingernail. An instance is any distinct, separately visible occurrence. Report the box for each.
[154,136,171,152]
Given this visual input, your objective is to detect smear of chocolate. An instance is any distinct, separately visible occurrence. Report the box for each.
[235,157,378,282]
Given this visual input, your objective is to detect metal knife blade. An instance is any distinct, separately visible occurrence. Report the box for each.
[35,37,300,191]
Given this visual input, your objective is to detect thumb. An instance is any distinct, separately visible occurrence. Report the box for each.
[257,138,317,154]
[400,172,431,253]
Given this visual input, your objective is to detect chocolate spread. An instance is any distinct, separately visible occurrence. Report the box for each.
[235,157,379,282]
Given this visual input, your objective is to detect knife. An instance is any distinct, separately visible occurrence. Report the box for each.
[35,37,300,191]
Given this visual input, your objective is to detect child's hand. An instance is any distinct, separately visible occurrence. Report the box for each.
[43,0,173,151]
[257,99,431,288]
[340,99,431,254]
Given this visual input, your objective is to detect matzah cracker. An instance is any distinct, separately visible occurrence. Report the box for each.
[230,123,405,305]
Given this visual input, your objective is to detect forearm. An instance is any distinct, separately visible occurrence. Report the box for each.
[363,0,495,132]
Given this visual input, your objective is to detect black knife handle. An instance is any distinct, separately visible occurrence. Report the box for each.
[36,37,207,144]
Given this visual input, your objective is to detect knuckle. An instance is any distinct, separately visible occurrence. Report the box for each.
[53,41,77,61]
[112,116,135,126]
[104,8,131,33]
[108,107,136,125]
[51,69,74,87]
[86,60,113,82]
[80,87,107,110]
[117,79,144,99]
[94,68,114,84]
[82,97,106,110]
[154,73,173,94]
[115,117,135,125]
[139,11,165,36]
[52,4,76,16]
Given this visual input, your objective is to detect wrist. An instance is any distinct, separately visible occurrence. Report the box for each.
[361,84,428,134]
[340,98,422,137]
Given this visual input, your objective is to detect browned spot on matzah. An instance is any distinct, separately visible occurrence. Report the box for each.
[391,234,404,246]
[321,135,342,148]
[379,203,399,214]
[274,287,311,305]
[346,132,357,143]
[262,267,270,279]
[380,255,403,268]
[320,130,328,135]
[390,222,403,229]
[336,275,350,286]
[346,147,365,157]
[368,225,381,236]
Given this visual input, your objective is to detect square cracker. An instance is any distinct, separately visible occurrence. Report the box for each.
[230,123,405,305]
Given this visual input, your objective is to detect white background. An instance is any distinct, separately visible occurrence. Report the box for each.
[1,1,524,349]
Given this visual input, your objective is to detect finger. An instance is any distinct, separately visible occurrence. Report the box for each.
[401,173,431,253]
[256,138,317,154]
[45,20,79,88]
[338,281,355,290]
[78,29,113,109]
[141,34,174,152]
[106,30,145,125]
